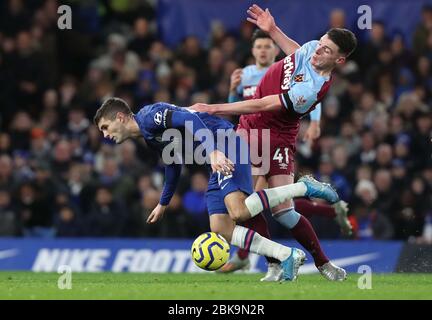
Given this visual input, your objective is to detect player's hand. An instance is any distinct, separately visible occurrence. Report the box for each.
[189,103,215,114]
[230,68,243,92]
[246,4,276,33]
[303,121,321,145]
[209,150,235,176]
[147,204,167,224]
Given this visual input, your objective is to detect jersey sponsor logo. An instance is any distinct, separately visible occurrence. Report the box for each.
[281,54,295,91]
[243,85,257,99]
[295,95,307,107]
[154,111,163,125]
[154,109,170,127]
[294,74,304,82]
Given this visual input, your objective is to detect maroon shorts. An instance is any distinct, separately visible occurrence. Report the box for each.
[236,126,295,178]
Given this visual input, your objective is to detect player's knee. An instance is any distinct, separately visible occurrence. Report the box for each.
[229,206,249,223]
[271,200,293,215]
[210,225,231,243]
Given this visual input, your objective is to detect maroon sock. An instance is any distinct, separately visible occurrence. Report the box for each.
[239,212,280,264]
[294,198,336,219]
[290,215,329,267]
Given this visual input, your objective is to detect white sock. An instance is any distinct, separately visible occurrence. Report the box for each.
[245,182,307,217]
[231,225,292,261]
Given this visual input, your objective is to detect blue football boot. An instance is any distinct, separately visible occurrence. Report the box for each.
[298,175,340,204]
[280,248,306,281]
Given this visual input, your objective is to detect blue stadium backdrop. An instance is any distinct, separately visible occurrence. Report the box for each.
[0,239,402,273]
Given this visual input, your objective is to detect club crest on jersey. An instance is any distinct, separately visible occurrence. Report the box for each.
[154,111,163,125]
[294,74,304,82]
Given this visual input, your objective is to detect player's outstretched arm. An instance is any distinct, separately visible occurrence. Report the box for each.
[147,163,182,224]
[190,94,282,116]
[247,4,300,55]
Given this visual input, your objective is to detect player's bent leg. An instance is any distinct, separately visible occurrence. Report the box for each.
[250,175,286,282]
[254,175,268,190]
[332,200,353,236]
[244,175,307,217]
[268,175,329,266]
[267,175,347,281]
[297,175,340,204]
[227,223,305,282]
[225,177,281,277]
[215,200,306,281]
[224,191,253,222]
[210,214,251,273]
[294,198,353,236]
[209,213,236,243]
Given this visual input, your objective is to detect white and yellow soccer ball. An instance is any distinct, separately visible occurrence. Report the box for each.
[191,232,230,271]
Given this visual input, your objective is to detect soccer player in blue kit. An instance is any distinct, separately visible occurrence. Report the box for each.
[94,97,341,281]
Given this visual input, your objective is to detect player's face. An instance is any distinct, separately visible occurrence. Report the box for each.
[98,114,129,144]
[311,35,346,70]
[252,38,277,67]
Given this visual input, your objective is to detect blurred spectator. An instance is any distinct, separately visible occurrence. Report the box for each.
[9,111,33,151]
[159,193,193,238]
[51,139,73,182]
[129,187,161,237]
[411,111,432,169]
[97,157,135,204]
[177,36,206,74]
[373,169,396,217]
[182,171,210,234]
[352,179,394,240]
[373,143,393,170]
[117,140,146,177]
[0,155,17,190]
[85,186,126,237]
[316,154,351,201]
[128,17,156,55]
[360,21,390,71]
[54,205,83,237]
[413,5,432,56]
[0,133,12,155]
[0,188,20,236]
[0,0,32,36]
[92,33,140,85]
[16,182,54,238]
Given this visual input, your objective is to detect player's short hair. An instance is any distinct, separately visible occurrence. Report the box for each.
[326,28,357,57]
[251,29,273,46]
[94,97,133,126]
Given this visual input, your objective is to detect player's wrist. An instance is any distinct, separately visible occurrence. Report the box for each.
[268,24,279,38]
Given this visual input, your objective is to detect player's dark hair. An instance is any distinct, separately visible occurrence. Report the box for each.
[94,97,133,125]
[251,29,273,46]
[326,28,357,57]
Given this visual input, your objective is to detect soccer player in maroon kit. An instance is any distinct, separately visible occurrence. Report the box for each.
[191,4,357,281]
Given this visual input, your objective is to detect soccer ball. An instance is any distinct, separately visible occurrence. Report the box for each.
[191,232,230,271]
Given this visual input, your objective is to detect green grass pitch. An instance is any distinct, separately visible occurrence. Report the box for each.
[0,272,431,300]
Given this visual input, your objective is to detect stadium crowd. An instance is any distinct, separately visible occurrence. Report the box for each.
[0,0,431,241]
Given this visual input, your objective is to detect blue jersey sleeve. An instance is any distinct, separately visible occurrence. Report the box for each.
[309,103,321,121]
[279,82,318,114]
[144,104,215,154]
[297,40,319,60]
[169,110,216,154]
[236,80,243,96]
[159,163,182,205]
